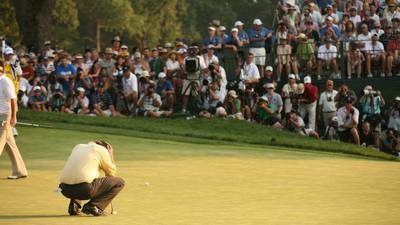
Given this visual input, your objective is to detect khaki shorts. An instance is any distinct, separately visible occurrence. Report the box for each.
[249,48,266,66]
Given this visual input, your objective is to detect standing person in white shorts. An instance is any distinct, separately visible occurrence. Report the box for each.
[247,19,273,78]
[0,63,28,179]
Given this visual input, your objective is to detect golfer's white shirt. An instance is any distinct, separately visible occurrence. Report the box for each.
[60,142,116,184]
[0,75,16,114]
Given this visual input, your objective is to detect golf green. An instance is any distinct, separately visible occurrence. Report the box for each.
[0,126,399,225]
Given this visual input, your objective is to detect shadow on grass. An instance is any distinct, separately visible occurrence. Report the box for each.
[0,215,70,219]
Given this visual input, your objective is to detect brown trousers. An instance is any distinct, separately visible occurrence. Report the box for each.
[0,113,28,177]
[60,176,125,210]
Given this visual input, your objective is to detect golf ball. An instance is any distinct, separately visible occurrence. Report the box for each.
[111,211,118,215]
[144,182,150,186]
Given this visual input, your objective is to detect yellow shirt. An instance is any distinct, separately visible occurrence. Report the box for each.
[4,63,19,95]
[60,142,117,184]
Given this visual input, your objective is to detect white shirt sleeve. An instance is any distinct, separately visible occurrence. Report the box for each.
[4,77,17,99]
[131,74,138,92]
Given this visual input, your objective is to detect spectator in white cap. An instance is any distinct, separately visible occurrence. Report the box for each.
[320,16,341,38]
[156,72,175,111]
[281,73,298,114]
[203,26,221,49]
[253,95,283,128]
[234,20,249,45]
[287,110,319,138]
[256,66,275,95]
[132,52,150,76]
[224,28,243,51]
[42,40,54,58]
[29,86,47,111]
[348,6,361,27]
[65,87,90,114]
[248,18,273,77]
[223,90,244,120]
[322,5,339,24]
[119,45,130,58]
[298,75,318,130]
[262,83,283,119]
[217,26,229,45]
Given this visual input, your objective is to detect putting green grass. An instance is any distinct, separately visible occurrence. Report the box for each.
[0,126,400,225]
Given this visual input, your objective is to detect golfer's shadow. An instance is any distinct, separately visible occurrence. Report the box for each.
[0,214,70,219]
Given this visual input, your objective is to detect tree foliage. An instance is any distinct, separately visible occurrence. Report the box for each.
[5,0,278,51]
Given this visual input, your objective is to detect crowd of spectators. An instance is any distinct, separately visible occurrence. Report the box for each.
[1,0,400,155]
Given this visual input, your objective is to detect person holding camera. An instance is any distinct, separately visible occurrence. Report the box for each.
[336,96,360,145]
[138,83,172,118]
[223,90,244,120]
[253,96,283,128]
[281,74,298,114]
[334,83,357,108]
[156,72,175,111]
[66,87,89,115]
[318,80,338,128]
[286,110,319,138]
[359,85,385,145]
[198,81,224,118]
[387,96,400,132]
[48,88,66,112]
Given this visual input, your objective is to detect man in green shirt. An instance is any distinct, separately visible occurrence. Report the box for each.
[254,96,283,128]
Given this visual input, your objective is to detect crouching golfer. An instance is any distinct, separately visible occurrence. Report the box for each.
[59,140,124,216]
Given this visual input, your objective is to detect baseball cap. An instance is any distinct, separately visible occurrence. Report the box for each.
[44,41,51,45]
[361,24,368,29]
[264,83,275,89]
[344,96,354,103]
[140,70,150,78]
[4,48,14,55]
[164,42,173,48]
[158,72,167,79]
[231,28,239,33]
[304,76,312,84]
[325,16,333,21]
[326,4,332,9]
[253,19,263,25]
[105,48,113,54]
[260,96,269,102]
[74,54,83,59]
[208,26,216,31]
[228,90,238,98]
[77,87,85,93]
[207,44,215,49]
[394,96,400,101]
[288,74,296,79]
[177,48,187,54]
[121,45,128,49]
[219,26,226,31]
[331,116,338,122]
[234,21,244,27]
[33,86,41,91]
[265,66,273,71]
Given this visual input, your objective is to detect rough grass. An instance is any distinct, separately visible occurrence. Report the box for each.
[18,110,398,161]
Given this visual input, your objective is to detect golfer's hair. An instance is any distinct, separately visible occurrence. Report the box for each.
[95,140,111,149]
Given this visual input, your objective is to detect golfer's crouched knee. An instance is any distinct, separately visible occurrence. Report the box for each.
[114,177,125,190]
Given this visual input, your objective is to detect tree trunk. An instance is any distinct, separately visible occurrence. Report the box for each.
[13,0,55,51]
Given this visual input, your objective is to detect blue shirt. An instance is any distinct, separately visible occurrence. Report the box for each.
[315,0,333,10]
[320,25,341,38]
[238,30,249,42]
[29,95,46,104]
[156,80,173,95]
[224,36,240,47]
[56,64,77,78]
[248,27,271,48]
[203,35,220,46]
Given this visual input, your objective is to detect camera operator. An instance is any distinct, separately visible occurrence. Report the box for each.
[182,44,203,113]
[286,110,319,138]
[359,85,385,146]
[336,96,360,145]
[335,84,357,108]
[207,62,227,100]
[387,97,400,132]
[65,87,89,114]
[242,85,259,121]
[198,81,224,118]
[138,83,172,118]
[72,68,92,93]
[48,88,66,112]
[253,96,283,128]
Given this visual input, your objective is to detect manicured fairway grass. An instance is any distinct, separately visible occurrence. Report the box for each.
[0,126,400,225]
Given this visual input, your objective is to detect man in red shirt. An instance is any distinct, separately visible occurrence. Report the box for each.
[298,76,318,130]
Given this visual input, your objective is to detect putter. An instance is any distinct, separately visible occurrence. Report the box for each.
[16,122,53,128]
